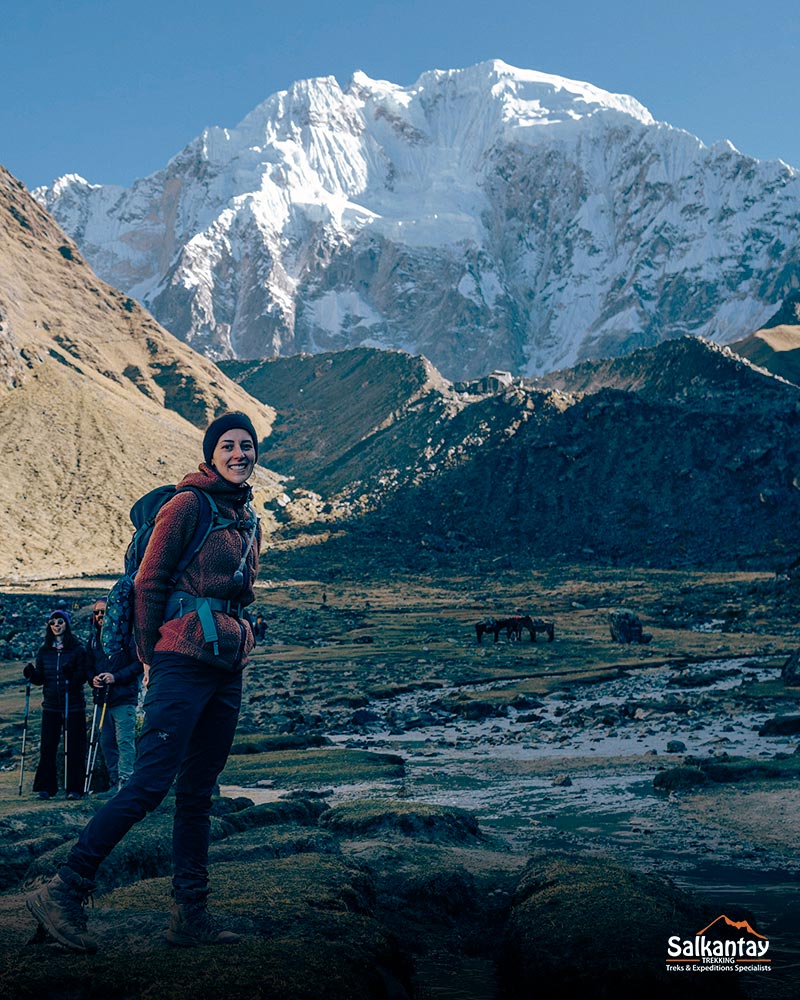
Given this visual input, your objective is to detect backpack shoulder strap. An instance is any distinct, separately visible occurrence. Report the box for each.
[168,486,236,585]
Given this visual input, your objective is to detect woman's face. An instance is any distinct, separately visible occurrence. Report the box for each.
[212,428,256,485]
[49,617,67,637]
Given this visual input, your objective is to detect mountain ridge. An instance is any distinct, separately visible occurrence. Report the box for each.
[729,291,800,386]
[4,161,800,579]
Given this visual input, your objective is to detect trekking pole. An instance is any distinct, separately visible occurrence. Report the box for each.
[84,686,102,794]
[18,680,31,796]
[84,685,109,794]
[63,685,69,792]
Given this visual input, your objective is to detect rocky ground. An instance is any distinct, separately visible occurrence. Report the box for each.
[0,559,798,998]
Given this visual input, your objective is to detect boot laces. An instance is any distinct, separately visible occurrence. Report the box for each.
[57,883,93,930]
[185,903,216,933]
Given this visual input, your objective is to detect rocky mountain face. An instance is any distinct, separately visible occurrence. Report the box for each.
[35,61,800,381]
[223,337,800,572]
[0,166,284,581]
[387,340,800,570]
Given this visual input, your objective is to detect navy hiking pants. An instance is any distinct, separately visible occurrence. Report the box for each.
[64,653,242,901]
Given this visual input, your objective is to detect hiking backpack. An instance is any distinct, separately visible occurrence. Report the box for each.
[101,485,238,662]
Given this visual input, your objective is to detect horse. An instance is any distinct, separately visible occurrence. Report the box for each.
[475,618,499,643]
[475,617,525,643]
[475,615,555,643]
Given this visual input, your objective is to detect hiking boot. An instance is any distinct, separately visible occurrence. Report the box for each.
[26,870,97,954]
[165,902,241,947]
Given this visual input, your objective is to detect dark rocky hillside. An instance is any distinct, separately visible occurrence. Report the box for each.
[221,349,561,509]
[372,380,800,571]
[226,337,800,572]
[220,349,454,497]
[529,335,796,406]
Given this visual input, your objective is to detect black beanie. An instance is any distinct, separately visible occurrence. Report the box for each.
[203,412,258,466]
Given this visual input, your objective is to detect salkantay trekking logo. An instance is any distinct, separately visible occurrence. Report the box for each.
[666,914,771,974]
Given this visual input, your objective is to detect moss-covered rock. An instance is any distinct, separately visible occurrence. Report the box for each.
[25,808,175,893]
[0,805,92,890]
[501,856,744,999]
[210,796,329,839]
[220,746,405,790]
[1,855,414,1000]
[653,766,709,792]
[230,733,330,754]
[685,753,800,782]
[321,799,482,843]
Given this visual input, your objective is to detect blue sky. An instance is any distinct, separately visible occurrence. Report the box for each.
[3,0,799,190]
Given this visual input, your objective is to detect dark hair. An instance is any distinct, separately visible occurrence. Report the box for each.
[43,614,78,650]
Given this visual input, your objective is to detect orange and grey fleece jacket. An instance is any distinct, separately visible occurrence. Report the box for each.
[134,464,262,671]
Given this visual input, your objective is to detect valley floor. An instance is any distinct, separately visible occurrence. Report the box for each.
[1,561,798,997]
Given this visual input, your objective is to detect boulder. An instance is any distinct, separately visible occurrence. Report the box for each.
[501,856,743,998]
[653,766,709,791]
[781,649,800,687]
[609,611,652,644]
[758,715,800,736]
[321,800,482,844]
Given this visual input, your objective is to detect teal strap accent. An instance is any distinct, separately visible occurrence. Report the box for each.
[194,600,220,656]
[163,591,245,657]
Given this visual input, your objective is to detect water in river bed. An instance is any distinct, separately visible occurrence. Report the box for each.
[226,657,800,986]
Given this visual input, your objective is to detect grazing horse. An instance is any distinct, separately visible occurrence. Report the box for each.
[475,615,555,643]
[516,615,555,642]
[475,618,499,643]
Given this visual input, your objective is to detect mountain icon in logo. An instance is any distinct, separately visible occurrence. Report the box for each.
[697,915,767,940]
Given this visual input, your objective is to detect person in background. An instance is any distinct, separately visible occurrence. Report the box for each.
[86,598,142,794]
[252,612,267,642]
[24,609,89,800]
[27,413,262,954]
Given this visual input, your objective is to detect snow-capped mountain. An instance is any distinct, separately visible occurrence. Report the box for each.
[34,60,800,379]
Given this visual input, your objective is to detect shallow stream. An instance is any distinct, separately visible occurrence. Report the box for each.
[328,657,800,975]
[227,657,800,979]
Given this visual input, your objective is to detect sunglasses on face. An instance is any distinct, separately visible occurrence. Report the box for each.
[94,610,106,617]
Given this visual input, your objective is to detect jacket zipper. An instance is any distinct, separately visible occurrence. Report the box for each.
[56,650,62,710]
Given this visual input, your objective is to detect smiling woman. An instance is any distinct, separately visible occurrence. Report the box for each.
[26,411,263,954]
[23,609,90,800]
[204,413,258,486]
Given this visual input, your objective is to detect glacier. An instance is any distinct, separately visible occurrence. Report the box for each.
[34,59,800,379]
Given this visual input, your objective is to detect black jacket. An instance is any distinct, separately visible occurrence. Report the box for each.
[86,630,142,707]
[30,641,90,714]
